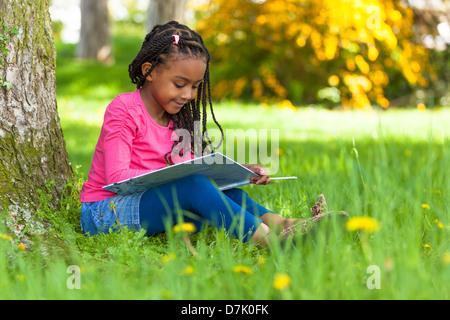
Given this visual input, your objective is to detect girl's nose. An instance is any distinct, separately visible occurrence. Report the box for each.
[181,87,195,101]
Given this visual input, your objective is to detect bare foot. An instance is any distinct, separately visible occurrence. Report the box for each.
[281,194,347,239]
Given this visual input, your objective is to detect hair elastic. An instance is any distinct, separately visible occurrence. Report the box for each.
[172,34,180,45]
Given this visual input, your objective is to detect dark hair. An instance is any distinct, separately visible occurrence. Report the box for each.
[128,21,223,163]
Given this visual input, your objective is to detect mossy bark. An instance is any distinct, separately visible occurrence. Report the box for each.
[0,0,74,240]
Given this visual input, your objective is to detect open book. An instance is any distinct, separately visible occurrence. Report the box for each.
[103,152,296,195]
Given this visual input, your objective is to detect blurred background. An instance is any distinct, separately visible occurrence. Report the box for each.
[50,0,449,110]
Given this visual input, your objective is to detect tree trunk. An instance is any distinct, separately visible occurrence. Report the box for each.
[146,0,188,32]
[77,0,112,63]
[0,0,74,240]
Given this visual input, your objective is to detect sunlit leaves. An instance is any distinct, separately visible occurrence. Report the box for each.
[194,0,432,109]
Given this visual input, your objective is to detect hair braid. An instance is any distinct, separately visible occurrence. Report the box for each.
[128,21,223,164]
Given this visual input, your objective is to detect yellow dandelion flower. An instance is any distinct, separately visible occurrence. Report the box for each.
[18,243,26,251]
[16,275,25,281]
[273,273,291,290]
[424,244,431,248]
[173,222,197,234]
[417,103,426,111]
[345,216,380,233]
[421,203,430,210]
[162,253,176,264]
[437,222,444,229]
[443,252,450,265]
[279,99,296,112]
[181,266,195,275]
[257,256,266,265]
[161,290,173,299]
[232,265,252,275]
[0,234,13,241]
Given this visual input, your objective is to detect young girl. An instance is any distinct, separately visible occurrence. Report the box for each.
[79,21,322,248]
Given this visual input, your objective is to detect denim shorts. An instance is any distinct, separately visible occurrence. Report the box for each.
[80,192,144,236]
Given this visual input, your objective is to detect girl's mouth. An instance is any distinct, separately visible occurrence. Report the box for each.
[173,101,186,108]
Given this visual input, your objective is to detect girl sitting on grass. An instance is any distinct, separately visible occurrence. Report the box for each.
[79,21,332,248]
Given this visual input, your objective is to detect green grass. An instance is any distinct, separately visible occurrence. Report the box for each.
[0,30,448,300]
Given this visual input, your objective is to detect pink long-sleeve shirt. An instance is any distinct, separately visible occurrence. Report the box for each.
[80,89,191,202]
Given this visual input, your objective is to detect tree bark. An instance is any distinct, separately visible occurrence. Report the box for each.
[0,0,74,239]
[146,0,188,32]
[77,0,112,63]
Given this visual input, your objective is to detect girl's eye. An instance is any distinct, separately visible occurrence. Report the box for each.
[174,82,199,90]
[175,83,199,90]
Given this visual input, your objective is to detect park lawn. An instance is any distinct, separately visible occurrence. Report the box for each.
[1,96,448,299]
[0,32,448,300]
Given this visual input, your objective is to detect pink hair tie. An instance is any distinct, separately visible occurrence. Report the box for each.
[172,34,180,45]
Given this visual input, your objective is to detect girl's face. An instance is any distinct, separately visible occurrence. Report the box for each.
[141,56,207,116]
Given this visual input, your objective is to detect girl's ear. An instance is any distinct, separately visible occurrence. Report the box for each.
[141,62,153,81]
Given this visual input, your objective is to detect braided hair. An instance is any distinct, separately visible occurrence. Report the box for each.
[128,21,223,164]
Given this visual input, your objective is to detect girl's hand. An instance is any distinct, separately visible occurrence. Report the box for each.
[244,164,271,185]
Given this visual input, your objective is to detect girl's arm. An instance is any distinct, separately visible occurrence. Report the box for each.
[102,98,153,184]
[242,164,271,185]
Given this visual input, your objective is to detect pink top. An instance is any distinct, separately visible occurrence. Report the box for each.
[80,89,192,202]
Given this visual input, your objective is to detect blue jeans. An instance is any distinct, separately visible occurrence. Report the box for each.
[80,174,272,242]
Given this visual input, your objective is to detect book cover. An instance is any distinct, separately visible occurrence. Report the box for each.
[103,152,259,195]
